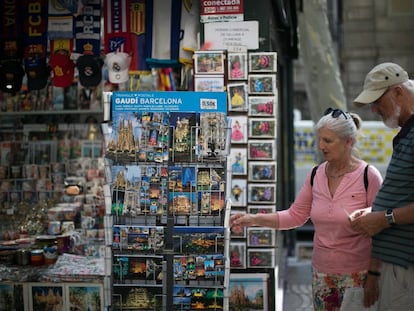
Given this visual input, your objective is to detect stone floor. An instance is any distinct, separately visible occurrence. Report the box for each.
[282,257,313,311]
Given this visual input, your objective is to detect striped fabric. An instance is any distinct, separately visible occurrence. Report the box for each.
[372,115,414,268]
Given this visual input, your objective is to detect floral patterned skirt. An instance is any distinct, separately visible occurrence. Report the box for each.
[312,269,366,311]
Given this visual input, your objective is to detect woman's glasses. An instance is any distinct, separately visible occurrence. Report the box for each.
[324,107,348,119]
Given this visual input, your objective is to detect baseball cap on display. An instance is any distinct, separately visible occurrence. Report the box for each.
[25,60,51,91]
[354,62,409,105]
[0,60,25,93]
[76,54,103,87]
[105,52,131,84]
[50,52,75,87]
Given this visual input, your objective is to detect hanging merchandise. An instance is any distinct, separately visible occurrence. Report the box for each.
[145,0,182,67]
[48,0,75,40]
[54,0,82,14]
[103,0,131,54]
[0,0,25,95]
[105,52,132,84]
[49,40,76,88]
[129,0,150,73]
[23,0,50,91]
[157,68,175,91]
[74,0,101,56]
[0,61,25,93]
[76,54,104,88]
[74,0,102,88]
[48,0,76,87]
[179,0,200,65]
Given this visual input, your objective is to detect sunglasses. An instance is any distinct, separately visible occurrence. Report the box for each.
[324,107,348,119]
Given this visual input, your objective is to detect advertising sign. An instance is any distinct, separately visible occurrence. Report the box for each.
[200,0,244,23]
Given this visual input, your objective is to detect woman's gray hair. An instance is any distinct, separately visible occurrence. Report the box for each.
[315,110,362,154]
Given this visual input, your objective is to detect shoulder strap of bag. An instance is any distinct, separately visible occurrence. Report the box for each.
[310,164,369,191]
[363,164,369,192]
[310,165,319,187]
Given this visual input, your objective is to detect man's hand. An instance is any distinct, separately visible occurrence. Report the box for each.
[364,274,380,308]
[350,211,388,236]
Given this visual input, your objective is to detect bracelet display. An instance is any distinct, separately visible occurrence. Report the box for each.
[367,270,381,276]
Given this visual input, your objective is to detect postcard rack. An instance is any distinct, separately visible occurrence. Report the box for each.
[103,91,231,310]
[224,50,279,310]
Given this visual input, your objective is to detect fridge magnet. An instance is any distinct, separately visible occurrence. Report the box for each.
[249,52,277,72]
[228,52,248,80]
[228,115,248,144]
[229,273,269,310]
[230,211,247,238]
[230,178,247,207]
[248,184,276,204]
[29,283,65,311]
[194,75,225,92]
[247,228,276,247]
[65,283,104,311]
[249,118,277,138]
[248,161,277,182]
[230,242,247,269]
[248,95,277,117]
[193,50,226,75]
[248,74,276,95]
[228,83,248,111]
[248,140,276,160]
[248,205,276,215]
[247,248,275,268]
[229,148,247,175]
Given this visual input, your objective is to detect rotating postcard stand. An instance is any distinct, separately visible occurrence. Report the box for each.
[102,91,231,310]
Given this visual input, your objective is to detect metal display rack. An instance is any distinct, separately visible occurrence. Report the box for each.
[102,91,231,310]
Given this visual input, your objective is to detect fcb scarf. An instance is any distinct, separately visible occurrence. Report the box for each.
[74,0,101,55]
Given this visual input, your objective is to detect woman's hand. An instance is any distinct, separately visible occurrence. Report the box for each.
[230,213,255,233]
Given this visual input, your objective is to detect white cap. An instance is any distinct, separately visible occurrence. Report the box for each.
[105,52,131,84]
[354,62,409,105]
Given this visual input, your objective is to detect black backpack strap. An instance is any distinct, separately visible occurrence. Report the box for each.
[364,164,369,192]
[311,164,369,190]
[310,165,319,187]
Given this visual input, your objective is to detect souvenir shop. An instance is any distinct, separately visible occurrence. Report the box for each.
[0,1,288,310]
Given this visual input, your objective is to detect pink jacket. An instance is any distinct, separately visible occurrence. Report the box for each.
[278,161,383,274]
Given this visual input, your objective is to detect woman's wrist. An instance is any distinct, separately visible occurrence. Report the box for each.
[249,214,257,226]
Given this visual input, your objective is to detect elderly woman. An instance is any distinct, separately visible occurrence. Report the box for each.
[231,108,383,311]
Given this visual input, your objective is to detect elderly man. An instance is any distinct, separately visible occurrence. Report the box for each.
[353,62,414,310]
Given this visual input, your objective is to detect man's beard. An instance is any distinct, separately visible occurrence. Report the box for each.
[384,105,401,128]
